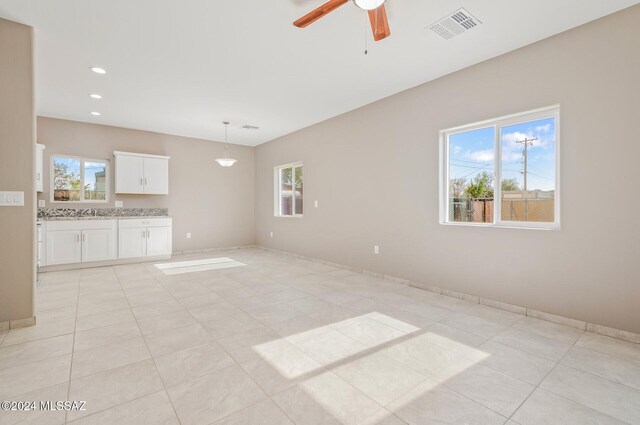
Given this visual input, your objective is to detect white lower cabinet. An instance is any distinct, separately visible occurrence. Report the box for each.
[118,218,172,259]
[146,226,172,256]
[44,217,171,267]
[82,228,117,262]
[46,220,117,266]
[118,227,147,259]
[46,229,82,265]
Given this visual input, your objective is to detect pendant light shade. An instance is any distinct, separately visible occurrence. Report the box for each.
[216,156,237,167]
[216,121,237,167]
[353,0,385,10]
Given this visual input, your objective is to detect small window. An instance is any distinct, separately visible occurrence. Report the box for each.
[275,162,303,217]
[440,106,559,229]
[51,155,109,203]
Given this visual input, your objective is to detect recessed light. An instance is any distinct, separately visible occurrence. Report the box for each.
[89,94,102,99]
[90,67,106,74]
[91,112,101,116]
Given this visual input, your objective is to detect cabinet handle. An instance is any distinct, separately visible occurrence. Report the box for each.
[140,178,143,186]
[144,178,147,186]
[146,230,150,238]
[142,230,146,238]
[76,234,80,243]
[82,233,85,242]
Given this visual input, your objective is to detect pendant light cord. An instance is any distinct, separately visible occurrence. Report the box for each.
[364,13,368,55]
[223,121,230,158]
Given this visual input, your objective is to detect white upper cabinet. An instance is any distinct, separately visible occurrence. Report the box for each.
[114,151,169,195]
[36,143,45,192]
[142,157,169,195]
[115,154,143,194]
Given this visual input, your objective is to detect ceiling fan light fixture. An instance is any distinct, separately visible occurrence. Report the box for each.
[353,0,385,10]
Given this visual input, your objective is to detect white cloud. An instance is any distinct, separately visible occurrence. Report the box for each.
[466,149,494,162]
[453,145,462,155]
[536,123,552,133]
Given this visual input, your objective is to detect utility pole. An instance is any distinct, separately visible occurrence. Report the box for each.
[515,137,538,190]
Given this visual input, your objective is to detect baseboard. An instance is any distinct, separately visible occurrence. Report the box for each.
[255,245,640,344]
[0,316,36,331]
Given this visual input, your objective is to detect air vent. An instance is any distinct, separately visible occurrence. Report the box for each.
[242,124,260,130]
[429,8,482,40]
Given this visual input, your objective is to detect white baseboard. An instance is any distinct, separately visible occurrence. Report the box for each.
[0,316,36,331]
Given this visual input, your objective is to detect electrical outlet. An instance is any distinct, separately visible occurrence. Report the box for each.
[186,233,191,239]
[374,245,380,254]
[270,232,274,238]
[114,200,123,208]
[314,200,318,208]
[38,199,46,208]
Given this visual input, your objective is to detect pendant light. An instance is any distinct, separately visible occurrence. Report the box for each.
[353,0,385,10]
[216,121,237,167]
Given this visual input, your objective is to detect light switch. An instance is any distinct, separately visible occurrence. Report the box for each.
[0,191,24,206]
[38,199,46,208]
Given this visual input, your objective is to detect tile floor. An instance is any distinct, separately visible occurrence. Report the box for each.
[1,248,639,425]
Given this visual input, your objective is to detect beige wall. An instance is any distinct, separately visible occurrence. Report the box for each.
[37,117,254,252]
[255,6,640,333]
[0,18,35,323]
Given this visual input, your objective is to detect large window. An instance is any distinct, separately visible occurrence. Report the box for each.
[51,155,109,203]
[440,106,559,229]
[275,162,303,217]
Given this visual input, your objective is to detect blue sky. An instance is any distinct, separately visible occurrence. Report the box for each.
[449,117,556,191]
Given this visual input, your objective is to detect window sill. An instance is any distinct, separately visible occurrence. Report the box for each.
[439,221,560,231]
[50,201,109,204]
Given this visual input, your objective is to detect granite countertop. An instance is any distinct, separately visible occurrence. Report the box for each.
[42,216,171,221]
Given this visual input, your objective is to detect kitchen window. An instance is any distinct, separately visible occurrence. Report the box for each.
[440,106,560,229]
[275,162,303,217]
[51,155,109,203]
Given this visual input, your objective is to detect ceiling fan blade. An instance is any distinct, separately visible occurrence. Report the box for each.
[293,0,349,28]
[368,4,391,41]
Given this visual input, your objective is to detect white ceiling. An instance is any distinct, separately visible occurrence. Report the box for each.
[0,0,637,146]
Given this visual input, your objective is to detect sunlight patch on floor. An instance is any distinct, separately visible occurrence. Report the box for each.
[252,311,490,423]
[154,257,246,275]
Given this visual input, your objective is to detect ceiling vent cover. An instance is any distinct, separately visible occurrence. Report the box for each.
[242,124,260,130]
[429,8,482,40]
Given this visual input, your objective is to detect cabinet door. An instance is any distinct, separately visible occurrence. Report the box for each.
[46,230,82,265]
[82,229,117,262]
[146,226,172,257]
[118,227,147,259]
[115,155,144,194]
[36,145,44,193]
[143,157,169,195]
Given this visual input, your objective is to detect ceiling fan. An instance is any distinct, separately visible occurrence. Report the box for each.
[293,0,391,41]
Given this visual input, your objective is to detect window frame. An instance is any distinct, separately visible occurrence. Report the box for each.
[439,105,560,230]
[274,161,303,218]
[50,154,110,204]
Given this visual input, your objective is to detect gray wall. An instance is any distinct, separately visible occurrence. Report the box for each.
[0,18,35,323]
[255,6,640,333]
[37,117,254,252]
